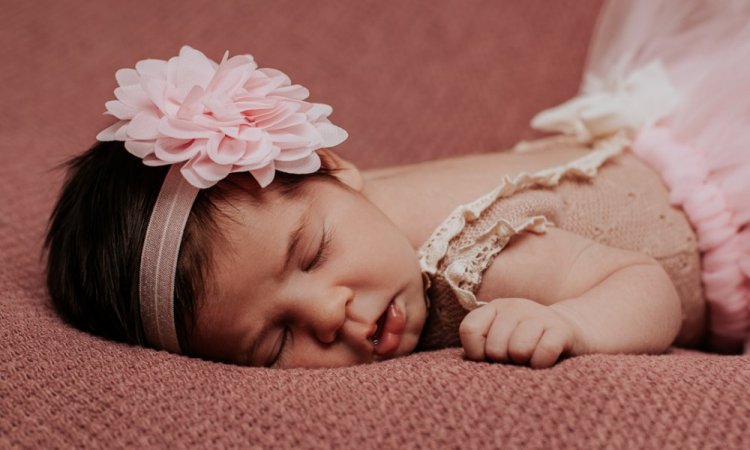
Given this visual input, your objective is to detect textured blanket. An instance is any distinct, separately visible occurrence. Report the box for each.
[2,0,748,448]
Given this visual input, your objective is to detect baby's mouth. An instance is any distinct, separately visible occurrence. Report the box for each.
[368,299,406,357]
[370,307,389,346]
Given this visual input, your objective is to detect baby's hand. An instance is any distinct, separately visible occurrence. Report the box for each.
[459,298,581,369]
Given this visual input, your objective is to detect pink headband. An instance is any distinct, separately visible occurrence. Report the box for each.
[97,46,348,353]
[138,166,198,352]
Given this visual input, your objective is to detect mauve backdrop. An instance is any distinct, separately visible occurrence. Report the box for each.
[2,1,749,449]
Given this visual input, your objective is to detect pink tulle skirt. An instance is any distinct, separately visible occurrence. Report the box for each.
[586,0,750,353]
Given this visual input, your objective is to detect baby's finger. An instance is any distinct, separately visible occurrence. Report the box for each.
[459,305,497,361]
[483,315,519,363]
[507,320,545,365]
[529,327,571,369]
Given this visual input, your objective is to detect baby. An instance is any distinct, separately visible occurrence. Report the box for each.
[190,139,694,369]
[45,1,750,369]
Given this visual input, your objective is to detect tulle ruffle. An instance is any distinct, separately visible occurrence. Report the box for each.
[632,127,750,352]
[534,0,750,353]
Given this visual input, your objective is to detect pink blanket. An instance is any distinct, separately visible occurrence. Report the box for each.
[2,0,748,447]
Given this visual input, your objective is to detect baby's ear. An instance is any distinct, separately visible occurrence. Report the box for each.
[317,148,364,192]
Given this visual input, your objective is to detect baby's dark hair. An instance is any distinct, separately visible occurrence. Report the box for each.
[45,141,336,353]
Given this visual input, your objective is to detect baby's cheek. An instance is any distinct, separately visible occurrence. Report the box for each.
[403,302,427,355]
[400,332,420,356]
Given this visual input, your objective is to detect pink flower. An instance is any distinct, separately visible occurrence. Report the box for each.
[97,45,348,188]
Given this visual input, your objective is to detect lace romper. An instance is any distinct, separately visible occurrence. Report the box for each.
[415,134,705,351]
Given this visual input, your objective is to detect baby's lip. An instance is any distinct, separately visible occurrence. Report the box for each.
[369,298,406,358]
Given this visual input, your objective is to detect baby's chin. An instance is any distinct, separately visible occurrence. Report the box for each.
[396,334,421,358]
[375,338,418,362]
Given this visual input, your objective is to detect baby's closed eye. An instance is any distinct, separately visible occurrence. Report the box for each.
[304,226,332,272]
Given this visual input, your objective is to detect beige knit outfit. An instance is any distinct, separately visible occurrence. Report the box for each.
[416,134,704,351]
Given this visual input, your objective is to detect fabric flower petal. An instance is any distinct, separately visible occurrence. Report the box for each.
[234,98,276,110]
[269,122,322,149]
[105,100,139,120]
[142,153,172,167]
[207,136,245,165]
[250,162,276,188]
[174,46,217,92]
[275,153,321,174]
[96,121,128,141]
[180,154,215,189]
[180,152,231,188]
[159,116,215,139]
[115,84,152,109]
[115,68,140,87]
[154,138,200,163]
[236,147,280,171]
[114,123,129,141]
[135,59,168,78]
[206,54,255,99]
[127,110,161,140]
[252,103,301,129]
[191,154,232,182]
[175,85,205,120]
[270,112,309,131]
[139,76,168,114]
[273,85,310,101]
[275,147,314,162]
[236,136,276,167]
[316,122,349,148]
[303,103,333,122]
[244,68,290,97]
[124,140,155,159]
[221,125,263,141]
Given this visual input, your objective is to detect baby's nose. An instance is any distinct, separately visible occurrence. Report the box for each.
[316,328,337,344]
[308,286,352,344]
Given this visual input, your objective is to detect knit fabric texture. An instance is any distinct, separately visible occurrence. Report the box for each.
[418,136,704,351]
[2,0,749,448]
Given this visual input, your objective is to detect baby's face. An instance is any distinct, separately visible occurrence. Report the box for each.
[189,178,428,368]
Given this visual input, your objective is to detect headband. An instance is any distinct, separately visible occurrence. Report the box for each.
[97,45,348,353]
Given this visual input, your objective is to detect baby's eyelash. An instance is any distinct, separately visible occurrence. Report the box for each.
[305,227,332,272]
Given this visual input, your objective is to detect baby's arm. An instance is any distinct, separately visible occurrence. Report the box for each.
[460,227,683,368]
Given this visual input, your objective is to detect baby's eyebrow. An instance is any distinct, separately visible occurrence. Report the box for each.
[281,205,313,275]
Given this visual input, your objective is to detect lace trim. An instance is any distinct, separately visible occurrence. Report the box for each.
[417,132,630,310]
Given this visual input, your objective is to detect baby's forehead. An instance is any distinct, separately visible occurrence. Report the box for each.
[212,176,339,245]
